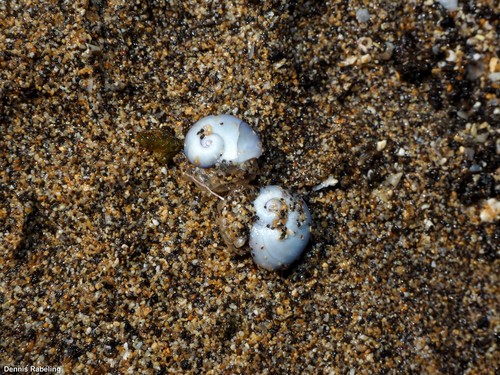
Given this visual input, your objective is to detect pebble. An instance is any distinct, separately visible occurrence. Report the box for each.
[355,8,370,23]
[436,0,458,11]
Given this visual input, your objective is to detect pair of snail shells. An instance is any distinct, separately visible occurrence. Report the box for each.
[184,115,312,271]
[218,185,312,271]
[184,114,263,168]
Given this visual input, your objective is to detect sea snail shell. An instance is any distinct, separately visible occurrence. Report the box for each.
[218,185,312,271]
[184,114,263,168]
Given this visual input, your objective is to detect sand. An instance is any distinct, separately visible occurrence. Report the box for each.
[1,0,498,373]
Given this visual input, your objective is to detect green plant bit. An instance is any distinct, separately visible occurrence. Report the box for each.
[136,129,182,164]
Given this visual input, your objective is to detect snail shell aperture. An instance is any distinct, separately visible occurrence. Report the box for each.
[218,185,312,271]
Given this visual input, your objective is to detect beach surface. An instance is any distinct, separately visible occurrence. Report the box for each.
[1,1,498,373]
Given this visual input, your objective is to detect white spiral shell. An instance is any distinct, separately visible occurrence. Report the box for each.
[184,115,262,168]
[217,185,312,271]
[249,185,311,271]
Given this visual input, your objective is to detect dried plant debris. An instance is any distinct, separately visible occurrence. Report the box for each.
[136,129,181,164]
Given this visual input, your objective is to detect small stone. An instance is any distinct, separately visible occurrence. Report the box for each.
[376,140,387,151]
[480,198,500,223]
[356,8,370,23]
[436,0,458,11]
[313,176,339,191]
[384,172,403,187]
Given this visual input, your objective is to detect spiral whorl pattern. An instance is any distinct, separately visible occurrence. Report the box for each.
[249,186,311,271]
[184,115,262,168]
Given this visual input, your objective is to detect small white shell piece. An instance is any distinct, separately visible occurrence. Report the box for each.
[250,185,311,271]
[184,114,262,168]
